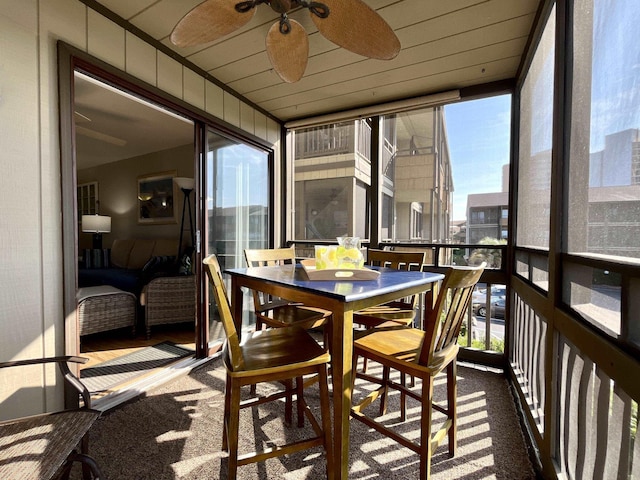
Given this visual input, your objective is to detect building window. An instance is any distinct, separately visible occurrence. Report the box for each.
[77,182,98,218]
[473,211,485,223]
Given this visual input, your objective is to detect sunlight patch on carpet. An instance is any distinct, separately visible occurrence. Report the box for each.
[80,341,193,393]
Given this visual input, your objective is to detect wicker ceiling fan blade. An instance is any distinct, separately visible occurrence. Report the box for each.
[171,0,257,48]
[266,18,309,83]
[310,0,400,60]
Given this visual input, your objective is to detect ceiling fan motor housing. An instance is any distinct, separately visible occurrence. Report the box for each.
[236,0,329,17]
[268,0,292,13]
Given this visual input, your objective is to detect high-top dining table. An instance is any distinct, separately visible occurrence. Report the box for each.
[225,264,445,479]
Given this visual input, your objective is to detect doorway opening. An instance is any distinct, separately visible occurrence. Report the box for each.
[74,70,197,403]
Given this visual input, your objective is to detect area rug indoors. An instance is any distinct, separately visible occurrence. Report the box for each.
[72,357,537,479]
[80,341,194,394]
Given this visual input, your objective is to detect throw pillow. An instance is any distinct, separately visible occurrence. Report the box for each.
[142,255,178,283]
[142,256,159,272]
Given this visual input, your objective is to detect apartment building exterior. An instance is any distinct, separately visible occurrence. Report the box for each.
[587,128,640,258]
[291,107,453,255]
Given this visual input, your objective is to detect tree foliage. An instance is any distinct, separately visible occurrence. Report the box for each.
[468,237,507,268]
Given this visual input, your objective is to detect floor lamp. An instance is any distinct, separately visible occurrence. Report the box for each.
[174,177,195,261]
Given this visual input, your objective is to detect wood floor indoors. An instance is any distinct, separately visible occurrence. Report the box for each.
[79,323,196,369]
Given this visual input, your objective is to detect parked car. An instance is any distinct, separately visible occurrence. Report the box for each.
[472,285,507,304]
[473,296,506,319]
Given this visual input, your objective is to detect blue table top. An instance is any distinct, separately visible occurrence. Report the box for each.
[226,265,444,303]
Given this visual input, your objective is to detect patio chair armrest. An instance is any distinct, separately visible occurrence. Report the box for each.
[0,356,92,409]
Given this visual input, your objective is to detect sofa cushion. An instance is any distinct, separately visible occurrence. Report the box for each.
[127,239,156,270]
[110,238,178,270]
[151,239,178,258]
[78,267,141,294]
[81,249,110,269]
[110,239,136,269]
[80,239,181,296]
[141,255,178,280]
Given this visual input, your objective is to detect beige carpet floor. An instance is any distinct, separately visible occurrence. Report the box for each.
[71,357,537,479]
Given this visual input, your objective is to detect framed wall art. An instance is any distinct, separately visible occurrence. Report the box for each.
[137,170,177,224]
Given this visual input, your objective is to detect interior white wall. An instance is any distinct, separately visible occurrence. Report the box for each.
[0,0,282,420]
[77,144,196,249]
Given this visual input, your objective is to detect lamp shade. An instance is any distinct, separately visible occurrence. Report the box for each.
[174,177,195,190]
[82,215,111,233]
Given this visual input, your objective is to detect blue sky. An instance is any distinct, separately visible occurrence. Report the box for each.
[443,0,640,220]
[591,0,640,152]
[445,95,512,220]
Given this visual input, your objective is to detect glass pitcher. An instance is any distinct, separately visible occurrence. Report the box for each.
[336,236,365,269]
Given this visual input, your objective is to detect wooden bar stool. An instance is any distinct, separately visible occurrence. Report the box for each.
[244,247,332,343]
[203,254,334,480]
[351,263,485,480]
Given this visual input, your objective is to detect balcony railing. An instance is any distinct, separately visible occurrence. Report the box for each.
[382,146,436,180]
[295,121,372,161]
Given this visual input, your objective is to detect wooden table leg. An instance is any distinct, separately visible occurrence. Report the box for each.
[331,307,353,480]
[230,278,244,338]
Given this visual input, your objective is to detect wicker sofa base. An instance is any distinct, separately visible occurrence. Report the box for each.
[77,285,136,337]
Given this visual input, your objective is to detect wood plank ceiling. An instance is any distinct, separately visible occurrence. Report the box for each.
[91,0,542,122]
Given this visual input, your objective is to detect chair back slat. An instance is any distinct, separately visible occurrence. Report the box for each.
[244,247,297,311]
[366,249,426,271]
[203,254,244,371]
[419,263,485,367]
[244,246,297,266]
[366,249,427,309]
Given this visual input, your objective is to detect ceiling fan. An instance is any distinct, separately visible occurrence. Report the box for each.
[171,0,401,83]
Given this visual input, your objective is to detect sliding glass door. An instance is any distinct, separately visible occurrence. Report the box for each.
[204,129,271,345]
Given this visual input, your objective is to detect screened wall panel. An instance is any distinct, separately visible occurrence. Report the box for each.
[567,0,640,261]
[515,7,555,252]
[562,0,640,342]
